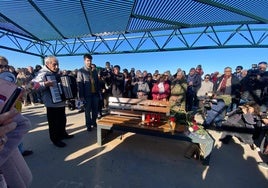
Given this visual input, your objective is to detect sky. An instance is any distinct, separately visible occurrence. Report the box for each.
[0,47,267,76]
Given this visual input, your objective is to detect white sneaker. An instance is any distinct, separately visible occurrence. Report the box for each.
[255,147,261,152]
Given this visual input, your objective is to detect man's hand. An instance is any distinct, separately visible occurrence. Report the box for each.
[44,80,54,87]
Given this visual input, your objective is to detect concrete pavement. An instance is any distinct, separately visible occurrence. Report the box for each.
[22,104,268,188]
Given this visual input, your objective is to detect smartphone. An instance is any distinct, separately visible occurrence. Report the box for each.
[0,78,22,114]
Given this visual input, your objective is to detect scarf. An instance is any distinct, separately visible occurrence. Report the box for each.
[219,75,231,93]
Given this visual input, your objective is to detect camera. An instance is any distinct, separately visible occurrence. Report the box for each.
[204,99,218,109]
[252,64,257,69]
[203,92,217,109]
[247,64,260,79]
[246,64,261,88]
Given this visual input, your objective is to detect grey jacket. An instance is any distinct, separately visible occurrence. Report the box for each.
[32,65,65,107]
[77,66,99,99]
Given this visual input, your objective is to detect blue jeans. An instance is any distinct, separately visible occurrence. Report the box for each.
[84,93,99,128]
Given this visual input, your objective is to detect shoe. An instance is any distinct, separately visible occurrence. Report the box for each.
[53,141,66,147]
[219,136,232,144]
[87,127,92,132]
[62,134,74,139]
[22,150,33,156]
[258,162,268,170]
[202,155,210,166]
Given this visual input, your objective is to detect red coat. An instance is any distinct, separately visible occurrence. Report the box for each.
[151,81,170,101]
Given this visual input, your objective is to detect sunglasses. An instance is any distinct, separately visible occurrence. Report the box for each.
[205,77,210,79]
[0,65,9,69]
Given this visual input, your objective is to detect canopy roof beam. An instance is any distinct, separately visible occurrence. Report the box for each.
[1,24,268,57]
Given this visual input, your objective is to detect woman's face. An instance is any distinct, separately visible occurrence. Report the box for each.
[189,69,195,76]
[0,60,9,73]
[176,73,183,80]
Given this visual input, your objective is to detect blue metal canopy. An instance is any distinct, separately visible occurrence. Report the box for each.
[0,0,267,57]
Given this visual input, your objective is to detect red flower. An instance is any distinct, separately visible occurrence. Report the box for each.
[193,124,199,131]
[170,116,175,122]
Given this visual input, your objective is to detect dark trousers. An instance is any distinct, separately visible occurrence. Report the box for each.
[186,88,197,111]
[84,94,99,128]
[46,107,67,143]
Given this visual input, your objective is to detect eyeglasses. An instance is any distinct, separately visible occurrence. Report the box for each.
[0,65,9,69]
[205,77,210,79]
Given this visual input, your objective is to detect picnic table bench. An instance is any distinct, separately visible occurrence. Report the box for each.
[97,97,214,165]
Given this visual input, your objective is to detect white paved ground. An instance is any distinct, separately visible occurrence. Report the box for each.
[22,104,268,188]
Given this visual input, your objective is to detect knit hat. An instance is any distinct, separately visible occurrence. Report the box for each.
[235,66,243,70]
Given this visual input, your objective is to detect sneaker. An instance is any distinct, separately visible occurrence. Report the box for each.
[258,162,268,170]
[91,123,97,128]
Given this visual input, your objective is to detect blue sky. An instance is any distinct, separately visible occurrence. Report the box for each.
[0,47,267,76]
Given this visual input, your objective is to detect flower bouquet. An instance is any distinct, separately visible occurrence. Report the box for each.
[187,119,207,136]
[176,111,207,137]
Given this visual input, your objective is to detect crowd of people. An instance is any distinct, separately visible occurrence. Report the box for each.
[1,53,268,186]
